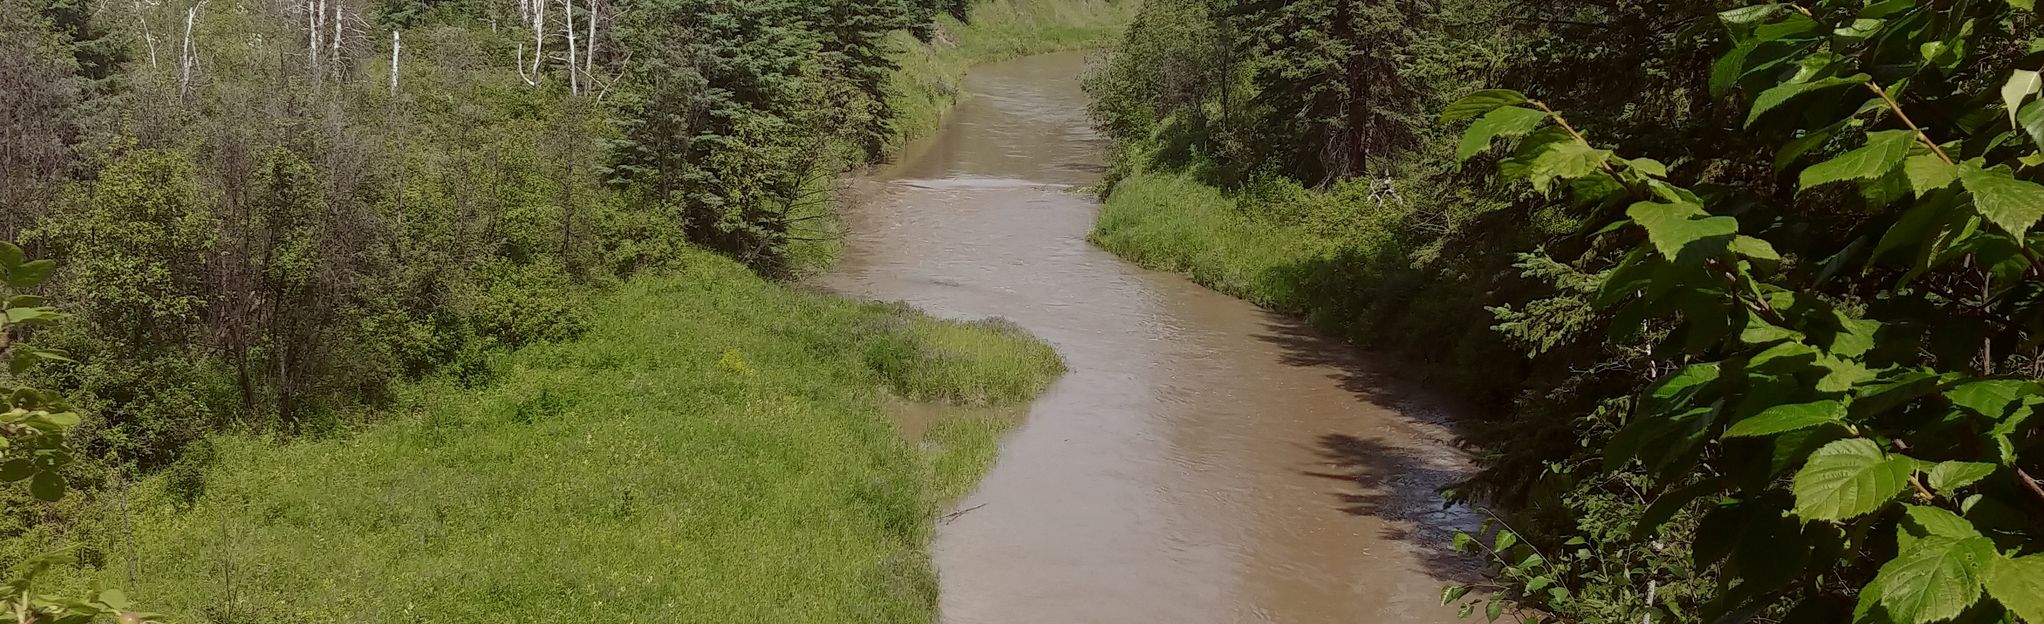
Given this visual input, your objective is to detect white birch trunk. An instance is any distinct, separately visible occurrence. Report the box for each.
[530,0,545,81]
[331,0,341,77]
[584,0,597,85]
[389,30,400,96]
[307,0,318,70]
[563,0,578,95]
[179,5,196,97]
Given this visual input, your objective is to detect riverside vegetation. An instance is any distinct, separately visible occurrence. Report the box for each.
[1088,0,2044,622]
[0,0,1127,620]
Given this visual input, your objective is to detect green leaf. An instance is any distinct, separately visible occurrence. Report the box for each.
[1792,438,1912,520]
[29,471,65,502]
[1900,505,1982,543]
[1647,362,1723,412]
[1443,89,1529,123]
[1927,462,1996,495]
[1800,130,1916,190]
[1946,380,2037,419]
[1959,164,2044,237]
[1456,106,1550,162]
[1627,200,1739,265]
[1520,138,1613,194]
[2003,70,2041,126]
[0,242,22,270]
[1442,585,1471,606]
[1627,158,1669,177]
[1,260,55,290]
[1747,74,1871,127]
[1487,599,1504,622]
[1494,530,1518,553]
[2019,100,2044,149]
[2013,0,2036,10]
[1712,44,1755,99]
[1905,154,1963,194]
[1987,555,2044,624]
[1777,124,1842,172]
[1730,235,1780,261]
[1718,3,1785,28]
[0,459,31,482]
[1726,400,1847,437]
[1872,535,1994,623]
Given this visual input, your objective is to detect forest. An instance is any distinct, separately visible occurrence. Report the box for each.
[0,0,1126,619]
[1086,0,2044,622]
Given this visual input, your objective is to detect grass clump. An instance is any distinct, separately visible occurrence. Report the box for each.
[867,314,1064,405]
[1091,168,1336,312]
[90,248,1061,623]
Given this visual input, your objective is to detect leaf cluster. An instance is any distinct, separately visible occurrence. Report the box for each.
[1446,0,2044,621]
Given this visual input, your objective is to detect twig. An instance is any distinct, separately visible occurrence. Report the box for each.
[940,503,987,524]
[1863,81,1953,165]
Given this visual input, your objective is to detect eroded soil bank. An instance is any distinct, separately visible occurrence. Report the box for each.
[824,51,1477,624]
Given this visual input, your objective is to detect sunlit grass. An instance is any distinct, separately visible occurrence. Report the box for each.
[1091,169,1337,312]
[98,247,1062,622]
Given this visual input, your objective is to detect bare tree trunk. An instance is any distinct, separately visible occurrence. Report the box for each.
[331,0,341,80]
[179,5,197,98]
[563,0,578,95]
[389,29,400,96]
[584,0,598,83]
[311,0,323,73]
[530,0,545,83]
[134,3,158,71]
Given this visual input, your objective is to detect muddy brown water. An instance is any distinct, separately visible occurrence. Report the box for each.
[821,51,1479,624]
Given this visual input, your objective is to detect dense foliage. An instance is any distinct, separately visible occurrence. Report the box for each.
[0,0,1126,611]
[1088,0,2044,621]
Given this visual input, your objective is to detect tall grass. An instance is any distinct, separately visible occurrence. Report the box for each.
[1090,170,1335,312]
[88,248,1062,622]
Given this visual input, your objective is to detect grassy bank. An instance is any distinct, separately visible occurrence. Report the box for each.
[84,248,1060,622]
[885,0,1138,151]
[1090,159,1516,398]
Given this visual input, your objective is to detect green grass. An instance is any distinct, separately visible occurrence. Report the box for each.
[92,247,1062,623]
[1091,169,1339,312]
[885,0,1139,151]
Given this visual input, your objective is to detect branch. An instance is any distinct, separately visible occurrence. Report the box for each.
[1863,81,1953,165]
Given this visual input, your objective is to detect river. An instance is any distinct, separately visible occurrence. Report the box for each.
[822,51,1477,624]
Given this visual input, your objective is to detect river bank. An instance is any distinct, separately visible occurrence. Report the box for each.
[828,50,1475,624]
[94,248,1063,621]
[47,3,1130,621]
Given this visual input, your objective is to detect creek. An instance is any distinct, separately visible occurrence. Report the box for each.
[823,51,1477,624]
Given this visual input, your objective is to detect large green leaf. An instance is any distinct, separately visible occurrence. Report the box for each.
[1958,165,2044,237]
[2019,100,2044,148]
[1945,379,2038,419]
[1443,89,1529,123]
[1725,400,1846,437]
[1456,106,1550,162]
[1627,200,1739,265]
[1800,130,1915,190]
[1520,137,1612,194]
[1792,438,1912,520]
[1926,462,1996,495]
[1747,74,1871,127]
[1904,154,1962,194]
[2003,70,2041,125]
[1872,535,1994,624]
[1987,555,2044,624]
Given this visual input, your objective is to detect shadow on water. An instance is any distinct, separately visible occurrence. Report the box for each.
[1249,313,1485,585]
[1303,432,1485,585]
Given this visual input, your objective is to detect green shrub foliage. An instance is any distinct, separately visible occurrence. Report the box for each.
[1091,0,2044,621]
